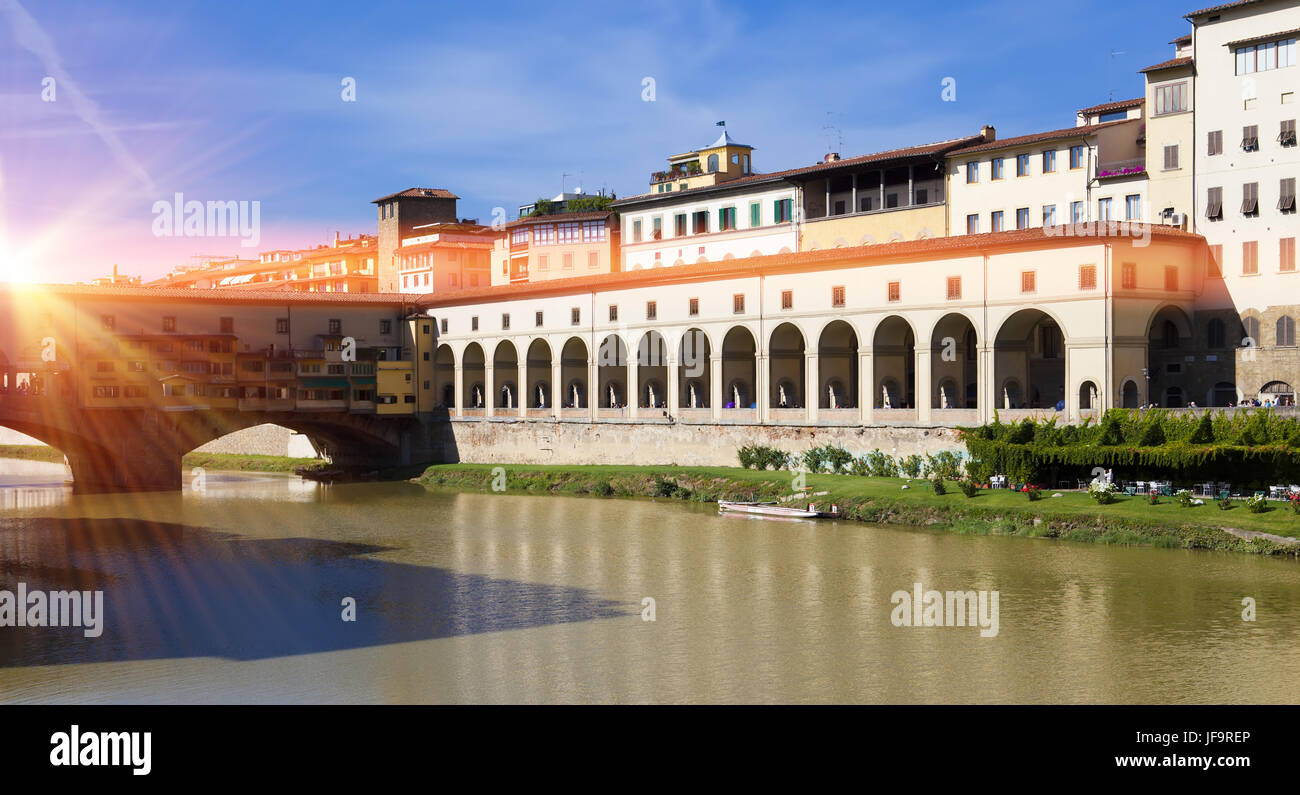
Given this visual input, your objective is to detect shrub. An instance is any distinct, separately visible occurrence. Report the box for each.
[899,454,924,478]
[925,451,964,481]
[738,445,791,471]
[654,477,678,498]
[1023,484,1042,501]
[1217,496,1234,511]
[958,479,979,498]
[930,477,947,495]
[1088,479,1118,505]
[1245,493,1268,514]
[801,447,828,474]
[861,449,898,478]
[1176,489,1194,508]
[1290,494,1300,515]
[595,480,614,497]
[821,445,854,475]
[1148,491,1160,506]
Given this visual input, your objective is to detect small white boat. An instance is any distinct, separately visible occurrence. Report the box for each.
[718,500,820,519]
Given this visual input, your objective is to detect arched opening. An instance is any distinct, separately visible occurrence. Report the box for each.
[817,320,858,409]
[678,328,711,409]
[931,313,978,410]
[526,339,552,409]
[461,343,485,409]
[596,335,627,408]
[434,344,455,409]
[560,337,588,409]
[1211,381,1238,407]
[493,341,518,409]
[721,326,756,410]
[768,323,805,408]
[1078,380,1099,410]
[1260,381,1296,407]
[873,316,915,409]
[1146,306,1192,409]
[1121,379,1139,409]
[994,309,1064,409]
[1163,386,1185,408]
[637,331,668,409]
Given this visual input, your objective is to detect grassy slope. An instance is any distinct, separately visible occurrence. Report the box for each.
[0,444,316,473]
[415,463,1300,556]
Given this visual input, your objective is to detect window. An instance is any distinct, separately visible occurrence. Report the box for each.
[966,162,978,183]
[991,157,1004,180]
[1078,265,1097,290]
[380,320,392,335]
[632,219,643,243]
[946,276,962,300]
[440,318,448,333]
[691,210,709,235]
[1042,204,1057,226]
[719,206,737,231]
[1154,82,1188,116]
[562,252,573,269]
[1042,150,1056,173]
[887,281,900,303]
[991,211,1004,232]
[1236,38,1297,75]
[966,214,979,234]
[328,318,341,335]
[1164,265,1179,291]
[733,294,745,314]
[1069,145,1085,169]
[1278,316,1297,347]
[1280,178,1297,212]
[471,316,479,331]
[1163,144,1179,171]
[218,317,233,334]
[510,228,529,246]
[646,301,657,321]
[707,153,719,172]
[535,311,544,328]
[1243,241,1259,275]
[582,221,606,242]
[780,290,793,310]
[501,313,510,330]
[1016,153,1030,177]
[750,202,761,227]
[652,216,663,239]
[1016,207,1029,229]
[1241,182,1259,216]
[1242,125,1260,152]
[162,316,176,332]
[570,307,580,326]
[609,305,618,322]
[1021,271,1036,293]
[1121,262,1137,289]
[1208,318,1226,348]
[537,254,549,270]
[1243,316,1261,346]
[860,196,874,212]
[95,360,114,372]
[1071,201,1085,223]
[588,252,599,269]
[834,200,846,215]
[674,214,687,237]
[774,198,793,223]
[1206,186,1223,220]
[831,286,845,307]
[557,222,581,244]
[1208,245,1223,277]
[916,188,929,204]
[689,298,700,316]
[1281,119,1298,147]
[1282,238,1297,272]
[1125,194,1141,221]
[1208,130,1223,156]
[276,318,289,334]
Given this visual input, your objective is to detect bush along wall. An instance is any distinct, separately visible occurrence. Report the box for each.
[961,409,1300,487]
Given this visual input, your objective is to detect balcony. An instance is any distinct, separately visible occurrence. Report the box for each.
[1096,158,1146,179]
[651,165,702,184]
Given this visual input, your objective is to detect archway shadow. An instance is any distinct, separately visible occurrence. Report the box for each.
[0,517,629,667]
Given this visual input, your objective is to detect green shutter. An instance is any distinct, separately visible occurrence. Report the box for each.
[750,203,760,227]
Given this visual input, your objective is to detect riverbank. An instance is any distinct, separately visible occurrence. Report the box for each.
[415,463,1300,556]
[0,444,321,474]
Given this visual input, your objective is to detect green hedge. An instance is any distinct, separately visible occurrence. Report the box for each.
[961,409,1300,486]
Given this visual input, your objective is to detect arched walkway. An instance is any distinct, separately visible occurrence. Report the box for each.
[434,344,455,409]
[994,309,1063,409]
[931,313,977,410]
[817,320,857,409]
[873,316,914,409]
[596,334,627,408]
[678,328,710,409]
[637,331,668,409]
[768,323,805,408]
[721,326,756,410]
[525,339,551,409]
[560,337,588,409]
[493,341,518,409]
[462,343,485,409]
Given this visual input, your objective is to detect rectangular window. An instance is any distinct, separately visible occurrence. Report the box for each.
[652,216,663,239]
[571,307,581,325]
[535,311,544,328]
[1016,153,1030,177]
[1125,194,1141,220]
[773,198,793,223]
[471,316,479,331]
[380,320,392,335]
[1281,119,1298,147]
[562,252,573,269]
[966,214,979,234]
[733,294,745,314]
[1281,238,1296,272]
[991,210,1004,232]
[1163,144,1179,171]
[588,252,598,269]
[887,281,900,303]
[582,221,606,242]
[1164,265,1178,291]
[328,319,341,335]
[646,301,657,321]
[1279,177,1297,212]
[991,157,1004,180]
[832,286,845,307]
[1042,150,1057,173]
[1208,130,1223,156]
[632,219,643,243]
[1242,182,1259,216]
[750,202,761,227]
[1122,262,1137,289]
[1016,207,1029,229]
[440,318,448,333]
[1243,241,1259,275]
[781,290,793,310]
[946,276,962,300]
[1079,264,1097,290]
[162,316,176,332]
[1208,246,1223,277]
[501,313,510,330]
[689,298,699,316]
[557,222,581,243]
[1021,271,1036,293]
[719,206,737,231]
[276,318,289,334]
[1069,145,1085,169]
[1206,186,1223,220]
[1071,201,1085,223]
[1042,204,1057,226]
[692,210,709,235]
[834,200,846,215]
[966,162,978,183]
[674,214,687,237]
[1242,125,1260,152]
[609,305,618,322]
[219,317,234,333]
[1154,82,1188,116]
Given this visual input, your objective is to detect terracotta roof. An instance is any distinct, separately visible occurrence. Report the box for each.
[1140,56,1195,72]
[1171,33,1193,44]
[1185,0,1267,19]
[1225,27,1300,48]
[419,225,1204,308]
[947,120,1132,156]
[0,283,411,306]
[371,187,459,203]
[1078,97,1145,115]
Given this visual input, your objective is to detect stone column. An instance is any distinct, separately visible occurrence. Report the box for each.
[627,356,639,420]
[915,348,932,424]
[453,365,463,418]
[757,353,769,423]
[587,359,597,421]
[859,350,873,425]
[710,354,722,421]
[517,360,527,418]
[805,352,819,424]
[979,344,996,423]
[551,360,562,420]
[484,364,494,418]
[667,356,679,419]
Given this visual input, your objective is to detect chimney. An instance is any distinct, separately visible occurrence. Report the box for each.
[334,230,341,247]
[980,125,996,142]
[823,153,841,163]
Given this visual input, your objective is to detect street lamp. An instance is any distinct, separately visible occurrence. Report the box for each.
[1141,367,1150,408]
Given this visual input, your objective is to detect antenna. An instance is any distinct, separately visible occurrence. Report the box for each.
[822,111,843,154]
[560,173,571,198]
[1107,49,1126,101]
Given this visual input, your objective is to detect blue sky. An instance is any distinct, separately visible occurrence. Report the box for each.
[0,0,1198,282]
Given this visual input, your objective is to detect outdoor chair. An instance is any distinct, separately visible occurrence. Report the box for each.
[1124,485,1137,496]
[1159,485,1173,497]
[1216,489,1231,501]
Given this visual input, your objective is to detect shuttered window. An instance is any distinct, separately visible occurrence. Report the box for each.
[1279,178,1297,212]
[1241,182,1259,216]
[1206,186,1223,219]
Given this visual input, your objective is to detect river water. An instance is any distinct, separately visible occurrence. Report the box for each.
[1,459,1297,704]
